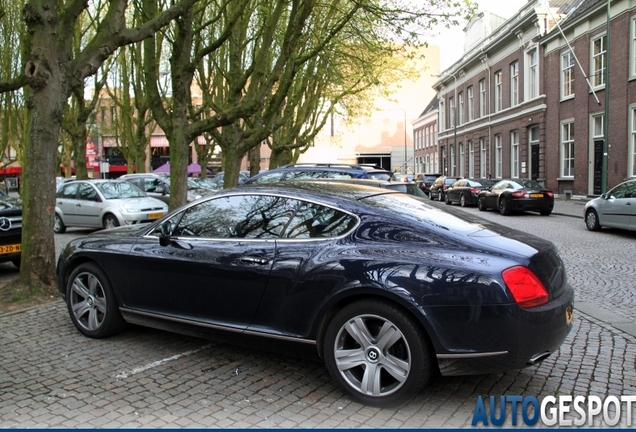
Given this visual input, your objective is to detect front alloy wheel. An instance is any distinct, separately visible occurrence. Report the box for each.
[585,209,601,231]
[324,300,433,407]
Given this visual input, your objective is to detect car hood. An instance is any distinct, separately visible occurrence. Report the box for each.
[111,197,167,210]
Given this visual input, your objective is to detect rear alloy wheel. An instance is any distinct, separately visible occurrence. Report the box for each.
[66,262,126,338]
[499,198,511,215]
[477,197,487,211]
[54,213,66,234]
[103,214,120,230]
[585,209,601,231]
[324,300,433,407]
[459,194,467,207]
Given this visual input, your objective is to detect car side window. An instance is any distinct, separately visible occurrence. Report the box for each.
[59,183,79,199]
[284,202,357,239]
[286,170,322,180]
[610,184,628,199]
[172,195,295,239]
[78,183,98,201]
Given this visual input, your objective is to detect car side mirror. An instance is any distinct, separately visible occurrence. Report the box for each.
[155,186,165,194]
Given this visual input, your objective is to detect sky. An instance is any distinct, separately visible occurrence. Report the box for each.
[433,0,529,69]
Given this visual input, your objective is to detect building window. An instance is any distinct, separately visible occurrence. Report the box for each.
[449,96,455,128]
[561,122,575,177]
[510,62,519,106]
[510,131,519,178]
[450,144,456,176]
[479,79,486,117]
[631,107,636,176]
[441,147,447,174]
[439,100,445,131]
[592,34,606,88]
[632,17,636,78]
[468,141,474,178]
[459,142,465,177]
[561,51,575,99]
[458,92,464,125]
[494,71,503,112]
[467,86,474,121]
[593,114,604,141]
[526,48,538,99]
[495,135,502,178]
[480,138,487,178]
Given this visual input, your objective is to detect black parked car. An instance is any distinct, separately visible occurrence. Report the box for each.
[0,190,22,268]
[445,178,496,207]
[415,173,441,196]
[477,179,555,216]
[428,176,461,202]
[242,163,391,184]
[57,182,573,407]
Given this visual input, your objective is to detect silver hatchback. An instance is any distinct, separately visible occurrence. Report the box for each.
[54,180,168,233]
[584,179,636,232]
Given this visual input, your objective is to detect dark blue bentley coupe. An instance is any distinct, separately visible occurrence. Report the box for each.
[57,182,574,407]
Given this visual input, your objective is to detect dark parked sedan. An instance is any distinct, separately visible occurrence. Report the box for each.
[445,178,496,207]
[56,182,573,407]
[428,176,462,201]
[477,179,555,216]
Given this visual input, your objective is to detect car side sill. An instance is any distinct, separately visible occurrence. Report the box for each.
[437,351,508,359]
[120,308,317,345]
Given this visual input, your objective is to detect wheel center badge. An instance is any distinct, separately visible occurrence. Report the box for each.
[366,348,380,362]
[87,297,94,306]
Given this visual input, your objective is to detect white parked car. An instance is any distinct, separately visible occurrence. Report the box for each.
[584,179,636,232]
[54,179,168,233]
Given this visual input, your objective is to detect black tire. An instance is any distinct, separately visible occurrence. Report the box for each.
[438,192,444,202]
[429,191,435,201]
[54,213,66,234]
[540,210,552,216]
[323,299,434,407]
[103,214,120,230]
[585,209,601,231]
[444,194,451,205]
[477,197,487,211]
[459,194,466,207]
[11,257,20,269]
[498,198,511,215]
[66,262,127,338]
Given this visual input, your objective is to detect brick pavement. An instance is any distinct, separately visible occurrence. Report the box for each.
[1,299,635,428]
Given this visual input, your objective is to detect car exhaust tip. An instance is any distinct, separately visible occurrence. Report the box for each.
[527,351,551,365]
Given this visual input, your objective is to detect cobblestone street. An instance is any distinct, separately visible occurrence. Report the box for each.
[1,201,635,428]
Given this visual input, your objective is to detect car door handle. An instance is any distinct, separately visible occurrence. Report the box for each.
[240,256,269,265]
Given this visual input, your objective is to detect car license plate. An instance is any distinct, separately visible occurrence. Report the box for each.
[0,244,21,255]
[530,193,544,198]
[148,212,163,219]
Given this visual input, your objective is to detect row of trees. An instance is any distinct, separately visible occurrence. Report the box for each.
[0,0,473,294]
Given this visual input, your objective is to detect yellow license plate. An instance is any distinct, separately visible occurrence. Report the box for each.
[0,244,21,255]
[148,212,163,219]
[530,193,544,198]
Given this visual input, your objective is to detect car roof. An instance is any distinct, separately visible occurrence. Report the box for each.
[228,181,400,205]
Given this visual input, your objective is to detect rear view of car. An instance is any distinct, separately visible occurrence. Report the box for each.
[415,173,441,196]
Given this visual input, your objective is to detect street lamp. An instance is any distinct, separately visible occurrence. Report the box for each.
[433,72,458,176]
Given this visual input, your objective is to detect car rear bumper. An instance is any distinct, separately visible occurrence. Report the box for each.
[432,284,574,376]
[509,199,554,212]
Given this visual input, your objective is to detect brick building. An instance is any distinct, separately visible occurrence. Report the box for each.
[542,0,636,195]
[432,0,636,196]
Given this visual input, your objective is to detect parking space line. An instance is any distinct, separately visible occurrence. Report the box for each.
[115,344,212,379]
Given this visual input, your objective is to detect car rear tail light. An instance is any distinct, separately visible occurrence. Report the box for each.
[545,191,554,198]
[511,191,526,198]
[502,266,548,308]
[470,187,480,194]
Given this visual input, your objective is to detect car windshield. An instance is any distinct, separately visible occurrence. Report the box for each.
[96,181,146,199]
